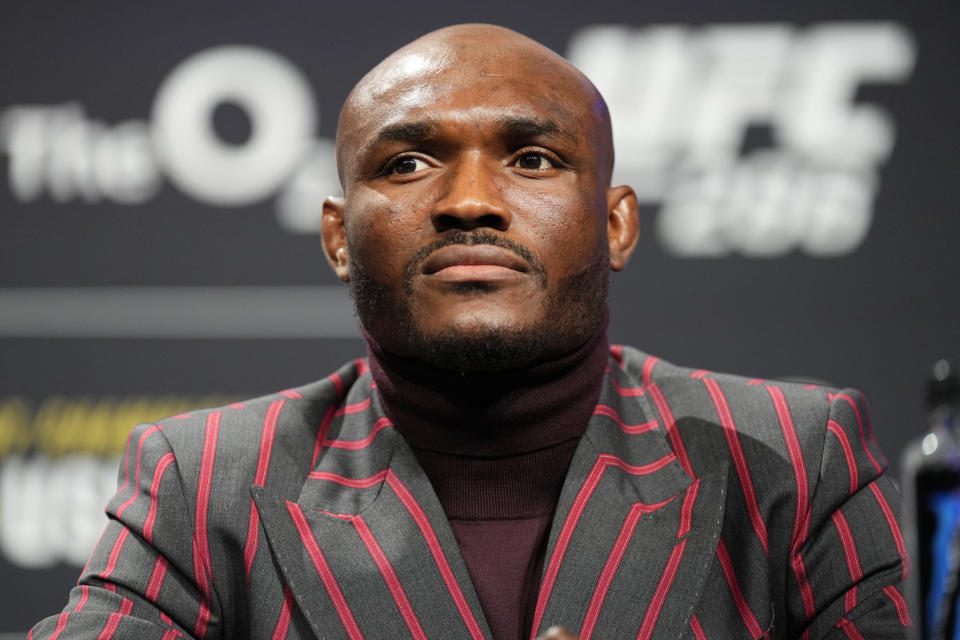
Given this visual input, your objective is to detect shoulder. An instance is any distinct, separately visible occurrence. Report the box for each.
[616,345,837,427]
[612,345,877,477]
[136,358,370,486]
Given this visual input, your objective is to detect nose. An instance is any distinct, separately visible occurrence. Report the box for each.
[431,153,511,232]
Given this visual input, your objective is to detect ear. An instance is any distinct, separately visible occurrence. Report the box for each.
[321,196,350,282]
[606,185,639,271]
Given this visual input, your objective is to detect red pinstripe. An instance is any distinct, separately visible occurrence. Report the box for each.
[690,615,707,640]
[647,383,694,477]
[747,379,764,386]
[75,585,91,613]
[271,585,294,640]
[831,510,863,611]
[827,420,859,496]
[580,500,668,639]
[532,451,677,636]
[336,397,371,416]
[636,483,700,640]
[352,516,428,640]
[287,502,365,639]
[191,545,211,635]
[243,399,285,580]
[678,479,698,537]
[99,528,129,580]
[767,386,816,621]
[610,344,624,364]
[608,373,646,397]
[385,471,486,640]
[703,378,768,555]
[354,358,370,375]
[882,585,912,627]
[330,372,345,397]
[594,404,658,434]
[868,482,909,579]
[716,538,764,639]
[641,355,660,387]
[637,539,689,640]
[48,585,90,640]
[309,469,388,487]
[311,404,338,468]
[836,617,866,640]
[690,370,709,379]
[116,425,162,518]
[192,411,221,639]
[160,629,182,640]
[280,389,302,399]
[228,402,247,409]
[311,373,347,467]
[792,552,814,640]
[242,501,261,583]
[95,596,133,640]
[324,417,394,450]
[767,386,810,546]
[145,556,169,604]
[255,401,284,486]
[834,394,882,474]
[144,452,176,543]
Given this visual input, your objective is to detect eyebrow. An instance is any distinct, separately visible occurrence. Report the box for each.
[374,120,438,145]
[496,116,577,143]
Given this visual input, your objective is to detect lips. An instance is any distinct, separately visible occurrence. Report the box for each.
[420,244,530,276]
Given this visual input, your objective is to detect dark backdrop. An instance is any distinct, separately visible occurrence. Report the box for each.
[1,0,957,633]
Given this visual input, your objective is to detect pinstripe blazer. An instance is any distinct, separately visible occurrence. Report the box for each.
[32,346,910,639]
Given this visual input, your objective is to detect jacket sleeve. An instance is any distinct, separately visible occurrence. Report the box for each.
[30,423,217,639]
[794,389,911,639]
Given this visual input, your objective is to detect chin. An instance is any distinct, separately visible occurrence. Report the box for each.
[407,320,551,373]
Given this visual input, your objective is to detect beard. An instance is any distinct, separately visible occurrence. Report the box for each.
[347,231,608,373]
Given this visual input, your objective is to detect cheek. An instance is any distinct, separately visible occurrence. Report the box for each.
[506,184,606,273]
[345,186,427,277]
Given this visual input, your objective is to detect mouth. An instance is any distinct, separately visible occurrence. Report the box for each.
[420,244,530,283]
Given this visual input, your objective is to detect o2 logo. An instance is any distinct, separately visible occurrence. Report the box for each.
[0,45,336,233]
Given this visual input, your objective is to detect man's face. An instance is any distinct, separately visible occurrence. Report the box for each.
[325,32,637,371]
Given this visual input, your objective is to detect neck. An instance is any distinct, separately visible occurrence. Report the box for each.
[365,312,609,458]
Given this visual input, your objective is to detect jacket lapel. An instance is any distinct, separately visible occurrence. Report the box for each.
[254,370,493,640]
[531,361,729,640]
[254,356,729,640]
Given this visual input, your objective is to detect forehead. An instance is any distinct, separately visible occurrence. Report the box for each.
[339,47,601,158]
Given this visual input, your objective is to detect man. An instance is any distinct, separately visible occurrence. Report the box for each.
[33,24,908,640]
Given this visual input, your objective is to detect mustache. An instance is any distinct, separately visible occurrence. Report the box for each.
[402,230,547,285]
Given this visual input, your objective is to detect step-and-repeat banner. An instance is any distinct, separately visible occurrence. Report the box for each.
[1,0,956,632]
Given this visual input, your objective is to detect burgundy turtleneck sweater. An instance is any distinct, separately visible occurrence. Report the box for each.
[366,320,609,640]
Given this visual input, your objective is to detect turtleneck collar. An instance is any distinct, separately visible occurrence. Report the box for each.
[365,310,610,458]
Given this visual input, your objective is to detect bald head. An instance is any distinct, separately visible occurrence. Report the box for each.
[335,24,614,188]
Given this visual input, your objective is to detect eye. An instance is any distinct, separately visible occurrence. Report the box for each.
[516,153,554,170]
[513,148,567,175]
[388,156,430,175]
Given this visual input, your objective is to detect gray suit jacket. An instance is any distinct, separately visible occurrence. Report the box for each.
[32,347,909,639]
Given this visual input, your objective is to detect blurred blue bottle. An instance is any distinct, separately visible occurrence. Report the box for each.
[902,360,960,640]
